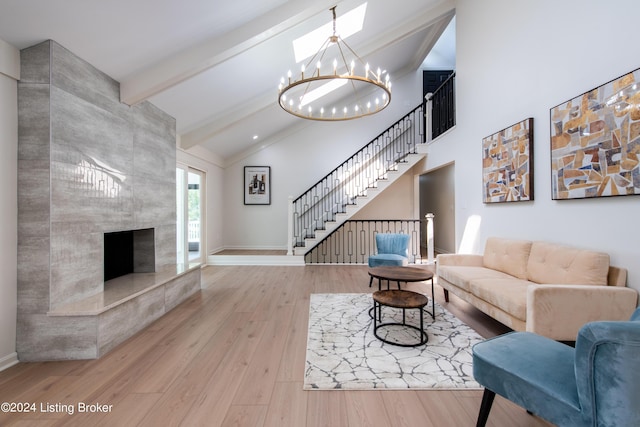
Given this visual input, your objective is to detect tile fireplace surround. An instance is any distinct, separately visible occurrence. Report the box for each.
[17,40,201,361]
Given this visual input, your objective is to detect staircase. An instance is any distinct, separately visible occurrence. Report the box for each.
[290,105,426,256]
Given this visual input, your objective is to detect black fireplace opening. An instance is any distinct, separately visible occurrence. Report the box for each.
[104,228,155,281]
[104,231,133,281]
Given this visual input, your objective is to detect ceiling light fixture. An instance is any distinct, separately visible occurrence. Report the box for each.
[278,6,391,121]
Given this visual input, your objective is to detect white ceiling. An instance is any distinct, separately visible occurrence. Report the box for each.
[0,0,455,164]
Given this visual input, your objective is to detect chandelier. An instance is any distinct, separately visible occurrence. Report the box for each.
[278,6,391,121]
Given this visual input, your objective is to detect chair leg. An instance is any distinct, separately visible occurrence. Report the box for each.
[443,289,449,302]
[369,276,373,288]
[476,389,496,427]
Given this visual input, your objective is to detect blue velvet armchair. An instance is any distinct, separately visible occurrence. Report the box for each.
[368,233,410,267]
[367,233,410,286]
[472,307,640,427]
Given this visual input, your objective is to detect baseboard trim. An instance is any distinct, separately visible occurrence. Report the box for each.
[0,352,19,372]
[207,254,305,266]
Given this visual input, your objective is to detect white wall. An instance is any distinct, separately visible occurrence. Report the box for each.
[222,70,424,249]
[353,173,416,220]
[0,38,19,370]
[426,0,640,291]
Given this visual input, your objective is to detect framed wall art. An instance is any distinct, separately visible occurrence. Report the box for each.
[550,67,640,200]
[244,166,271,205]
[482,117,534,203]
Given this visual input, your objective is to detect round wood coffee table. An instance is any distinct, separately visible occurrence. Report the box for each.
[373,289,429,347]
[368,266,435,319]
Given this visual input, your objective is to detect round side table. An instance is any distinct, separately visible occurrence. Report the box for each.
[372,289,429,347]
[368,266,435,320]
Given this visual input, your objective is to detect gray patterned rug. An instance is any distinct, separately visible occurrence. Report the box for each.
[304,293,483,390]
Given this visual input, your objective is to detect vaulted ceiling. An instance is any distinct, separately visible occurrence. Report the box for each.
[0,0,455,164]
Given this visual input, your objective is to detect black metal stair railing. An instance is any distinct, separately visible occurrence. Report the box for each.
[304,219,422,264]
[292,104,424,248]
[427,71,455,140]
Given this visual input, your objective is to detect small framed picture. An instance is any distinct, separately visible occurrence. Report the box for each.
[244,166,271,205]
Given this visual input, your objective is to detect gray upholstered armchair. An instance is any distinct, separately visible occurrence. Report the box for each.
[472,307,640,427]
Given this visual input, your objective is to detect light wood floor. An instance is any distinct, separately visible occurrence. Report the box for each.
[0,265,553,427]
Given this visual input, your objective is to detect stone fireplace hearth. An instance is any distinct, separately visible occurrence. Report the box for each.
[17,40,200,361]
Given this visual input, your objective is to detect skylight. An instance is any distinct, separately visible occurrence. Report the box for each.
[292,3,367,63]
[298,78,348,107]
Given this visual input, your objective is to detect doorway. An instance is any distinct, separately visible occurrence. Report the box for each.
[419,163,455,256]
[177,165,206,265]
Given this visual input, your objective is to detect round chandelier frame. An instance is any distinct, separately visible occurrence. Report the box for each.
[278,7,391,121]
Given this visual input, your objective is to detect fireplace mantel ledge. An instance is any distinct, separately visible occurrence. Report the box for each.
[47,263,201,316]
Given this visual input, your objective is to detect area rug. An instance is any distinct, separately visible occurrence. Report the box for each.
[304,293,483,390]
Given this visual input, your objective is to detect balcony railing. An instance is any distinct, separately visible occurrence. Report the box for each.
[426,71,455,141]
[304,219,423,264]
[188,220,200,242]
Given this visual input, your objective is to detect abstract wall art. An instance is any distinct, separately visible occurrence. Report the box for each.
[482,118,534,203]
[550,68,640,200]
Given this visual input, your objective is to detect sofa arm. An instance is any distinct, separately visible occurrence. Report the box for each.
[436,253,484,267]
[526,285,639,341]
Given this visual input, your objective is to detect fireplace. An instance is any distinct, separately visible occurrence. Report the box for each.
[104,228,155,281]
[17,40,201,362]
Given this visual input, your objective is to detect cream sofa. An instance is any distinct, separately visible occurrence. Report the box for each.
[436,237,638,341]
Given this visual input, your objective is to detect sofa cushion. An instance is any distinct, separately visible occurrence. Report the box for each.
[483,237,533,280]
[438,266,517,292]
[469,278,530,321]
[527,242,610,285]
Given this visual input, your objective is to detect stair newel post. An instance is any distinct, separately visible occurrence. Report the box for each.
[425,213,435,264]
[287,195,294,256]
[425,92,433,144]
